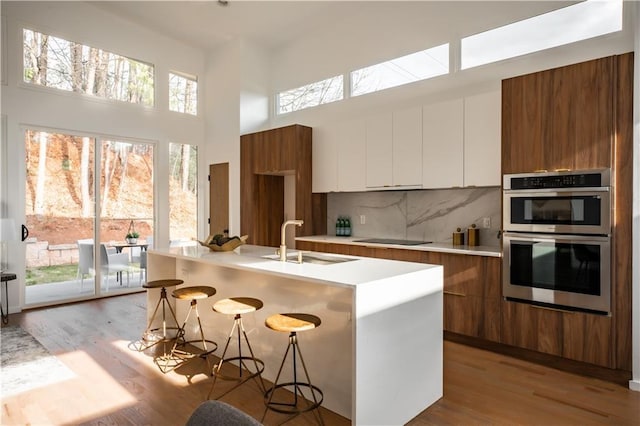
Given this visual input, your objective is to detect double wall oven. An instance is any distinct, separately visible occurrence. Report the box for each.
[502,169,612,314]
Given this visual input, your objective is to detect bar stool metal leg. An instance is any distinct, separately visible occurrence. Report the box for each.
[207,297,266,400]
[207,314,266,399]
[154,285,217,374]
[262,312,324,426]
[129,279,182,352]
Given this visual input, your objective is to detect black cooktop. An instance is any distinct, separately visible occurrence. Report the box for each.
[354,238,432,246]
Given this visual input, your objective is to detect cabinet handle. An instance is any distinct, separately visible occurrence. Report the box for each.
[444,290,466,297]
[533,169,548,173]
[554,168,571,172]
[530,304,573,314]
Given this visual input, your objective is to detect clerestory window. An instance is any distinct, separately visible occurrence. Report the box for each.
[23,29,155,107]
[277,75,344,114]
[350,43,449,97]
[169,72,198,115]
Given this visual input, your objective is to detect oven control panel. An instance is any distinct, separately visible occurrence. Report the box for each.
[504,168,610,190]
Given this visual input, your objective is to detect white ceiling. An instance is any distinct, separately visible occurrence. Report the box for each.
[89,1,578,52]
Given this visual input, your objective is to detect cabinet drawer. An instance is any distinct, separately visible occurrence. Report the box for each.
[501,300,563,357]
[562,310,612,367]
[424,251,500,298]
[444,292,500,341]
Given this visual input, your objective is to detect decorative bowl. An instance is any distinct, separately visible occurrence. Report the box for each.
[199,235,248,252]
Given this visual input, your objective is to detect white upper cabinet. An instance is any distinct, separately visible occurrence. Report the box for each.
[464,90,501,186]
[312,119,366,193]
[366,109,422,189]
[316,89,501,193]
[337,119,366,192]
[365,112,393,188]
[422,98,464,188]
[312,125,338,193]
[393,106,423,186]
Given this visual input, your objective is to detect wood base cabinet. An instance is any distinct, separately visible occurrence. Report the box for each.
[297,241,501,342]
[501,300,613,368]
[424,251,501,342]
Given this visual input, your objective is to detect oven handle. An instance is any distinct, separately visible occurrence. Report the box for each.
[502,232,610,243]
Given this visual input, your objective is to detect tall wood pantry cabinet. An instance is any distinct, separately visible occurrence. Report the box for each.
[240,124,326,247]
[501,53,634,371]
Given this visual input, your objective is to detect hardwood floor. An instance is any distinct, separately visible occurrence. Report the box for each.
[2,293,639,425]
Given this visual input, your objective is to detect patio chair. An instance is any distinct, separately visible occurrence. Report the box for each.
[77,239,94,292]
[132,236,152,284]
[100,244,131,290]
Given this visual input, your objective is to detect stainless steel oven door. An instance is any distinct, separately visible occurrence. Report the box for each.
[503,188,610,235]
[502,232,611,314]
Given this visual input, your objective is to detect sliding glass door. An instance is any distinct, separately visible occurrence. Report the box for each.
[99,140,154,293]
[24,129,154,306]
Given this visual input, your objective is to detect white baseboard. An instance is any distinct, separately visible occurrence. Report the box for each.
[629,379,640,392]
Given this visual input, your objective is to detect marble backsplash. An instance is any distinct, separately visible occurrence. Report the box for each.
[327,187,502,247]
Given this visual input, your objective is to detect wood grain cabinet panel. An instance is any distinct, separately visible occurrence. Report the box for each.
[423,251,500,299]
[502,53,632,371]
[502,56,614,174]
[431,252,501,342]
[240,125,326,247]
[502,70,549,174]
[501,300,614,368]
[501,301,563,357]
[302,241,501,342]
[612,52,633,372]
[563,311,612,367]
[549,56,613,170]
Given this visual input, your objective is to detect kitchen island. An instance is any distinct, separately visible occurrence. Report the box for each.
[146,244,443,425]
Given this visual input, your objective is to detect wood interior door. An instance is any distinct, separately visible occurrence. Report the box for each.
[209,162,229,236]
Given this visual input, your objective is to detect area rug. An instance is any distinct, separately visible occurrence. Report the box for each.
[1,325,75,398]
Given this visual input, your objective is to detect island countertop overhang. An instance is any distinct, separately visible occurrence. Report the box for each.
[148,244,443,290]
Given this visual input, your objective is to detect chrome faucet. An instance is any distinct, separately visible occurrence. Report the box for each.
[279,219,303,261]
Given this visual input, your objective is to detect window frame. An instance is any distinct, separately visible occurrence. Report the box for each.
[169,70,198,116]
[22,28,156,108]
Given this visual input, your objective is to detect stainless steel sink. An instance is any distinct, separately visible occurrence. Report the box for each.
[262,252,356,265]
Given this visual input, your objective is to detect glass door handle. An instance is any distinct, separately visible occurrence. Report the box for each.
[21,224,29,242]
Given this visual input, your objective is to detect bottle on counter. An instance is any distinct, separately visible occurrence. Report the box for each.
[336,216,343,236]
[344,216,352,236]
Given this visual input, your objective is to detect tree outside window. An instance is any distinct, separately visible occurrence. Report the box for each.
[23,29,154,107]
[169,142,198,242]
[169,72,197,115]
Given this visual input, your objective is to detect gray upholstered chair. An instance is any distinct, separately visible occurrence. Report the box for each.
[132,236,152,284]
[76,239,94,292]
[185,401,262,426]
[99,243,131,290]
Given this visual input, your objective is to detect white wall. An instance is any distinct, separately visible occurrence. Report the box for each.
[203,39,270,237]
[1,1,205,311]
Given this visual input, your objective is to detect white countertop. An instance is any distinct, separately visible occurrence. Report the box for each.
[149,243,442,288]
[296,235,502,257]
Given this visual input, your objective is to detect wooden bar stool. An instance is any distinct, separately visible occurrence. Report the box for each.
[207,297,266,400]
[155,285,218,374]
[130,279,183,352]
[262,313,324,425]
